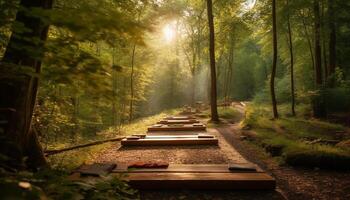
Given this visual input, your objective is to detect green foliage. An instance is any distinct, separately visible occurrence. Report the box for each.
[284,146,350,170]
[0,167,138,200]
[243,103,350,169]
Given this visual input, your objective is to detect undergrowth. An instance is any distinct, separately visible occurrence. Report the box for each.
[243,103,350,170]
[47,109,179,170]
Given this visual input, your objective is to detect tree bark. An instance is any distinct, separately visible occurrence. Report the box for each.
[0,0,53,169]
[206,0,219,122]
[328,0,336,86]
[129,44,136,122]
[271,0,279,119]
[313,0,327,118]
[301,12,315,70]
[286,0,296,116]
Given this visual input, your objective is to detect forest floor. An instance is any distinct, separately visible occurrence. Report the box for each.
[90,104,350,200]
[226,104,350,200]
[91,107,284,200]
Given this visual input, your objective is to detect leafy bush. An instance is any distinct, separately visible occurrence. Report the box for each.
[324,88,350,113]
[243,103,350,170]
[284,148,350,170]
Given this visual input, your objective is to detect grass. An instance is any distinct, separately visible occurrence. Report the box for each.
[47,109,179,170]
[204,106,242,128]
[243,103,350,170]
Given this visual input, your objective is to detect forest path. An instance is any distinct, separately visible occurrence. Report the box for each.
[91,105,285,199]
[93,126,248,166]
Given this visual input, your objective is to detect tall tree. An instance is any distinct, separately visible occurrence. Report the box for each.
[129,43,136,122]
[328,0,336,86]
[206,0,219,122]
[271,0,279,118]
[286,0,295,116]
[0,0,53,169]
[313,0,326,118]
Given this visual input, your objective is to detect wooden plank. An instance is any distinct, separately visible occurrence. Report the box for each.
[113,164,263,173]
[118,172,275,190]
[147,124,206,132]
[121,137,218,146]
[147,131,208,136]
[164,116,196,120]
[157,119,200,124]
[140,135,213,139]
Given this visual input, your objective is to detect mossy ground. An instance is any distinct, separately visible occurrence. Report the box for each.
[47,109,179,170]
[243,103,350,170]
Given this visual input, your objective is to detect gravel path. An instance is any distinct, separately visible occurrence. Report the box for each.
[92,119,284,200]
[95,128,247,165]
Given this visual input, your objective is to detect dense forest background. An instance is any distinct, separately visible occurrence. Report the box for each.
[1,0,350,163]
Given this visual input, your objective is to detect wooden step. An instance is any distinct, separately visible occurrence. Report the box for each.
[114,164,275,190]
[157,119,200,124]
[148,124,206,132]
[164,116,196,120]
[121,136,218,146]
[71,163,276,190]
[121,172,275,190]
[114,164,263,173]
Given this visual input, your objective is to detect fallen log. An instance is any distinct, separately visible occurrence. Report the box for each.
[45,137,124,156]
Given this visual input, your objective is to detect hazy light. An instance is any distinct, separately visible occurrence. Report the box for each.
[245,0,256,9]
[163,23,176,42]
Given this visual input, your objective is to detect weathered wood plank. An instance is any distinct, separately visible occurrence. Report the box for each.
[147,124,206,132]
[164,116,196,120]
[157,119,200,124]
[119,172,275,190]
[113,164,263,173]
[121,137,218,146]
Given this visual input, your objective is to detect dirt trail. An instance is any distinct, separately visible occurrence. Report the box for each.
[94,127,247,166]
[92,110,285,199]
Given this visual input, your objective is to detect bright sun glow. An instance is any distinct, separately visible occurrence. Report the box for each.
[163,23,176,42]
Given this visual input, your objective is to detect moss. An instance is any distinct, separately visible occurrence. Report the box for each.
[284,148,350,170]
[244,103,350,170]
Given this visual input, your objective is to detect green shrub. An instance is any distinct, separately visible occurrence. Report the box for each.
[284,148,350,170]
[324,88,350,112]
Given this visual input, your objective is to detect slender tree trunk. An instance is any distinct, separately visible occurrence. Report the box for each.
[321,1,328,80]
[206,0,219,122]
[111,47,118,128]
[287,0,296,116]
[129,44,136,122]
[191,71,196,106]
[226,39,234,103]
[301,14,315,70]
[0,0,53,169]
[328,0,336,86]
[271,0,279,119]
[313,0,327,118]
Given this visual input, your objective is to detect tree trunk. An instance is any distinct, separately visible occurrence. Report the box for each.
[313,0,327,118]
[328,0,336,86]
[206,0,219,122]
[129,44,136,122]
[321,1,328,80]
[286,0,296,116]
[191,72,196,106]
[301,13,315,70]
[0,0,53,169]
[271,0,279,119]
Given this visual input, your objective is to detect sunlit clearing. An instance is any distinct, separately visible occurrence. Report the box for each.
[163,23,176,42]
